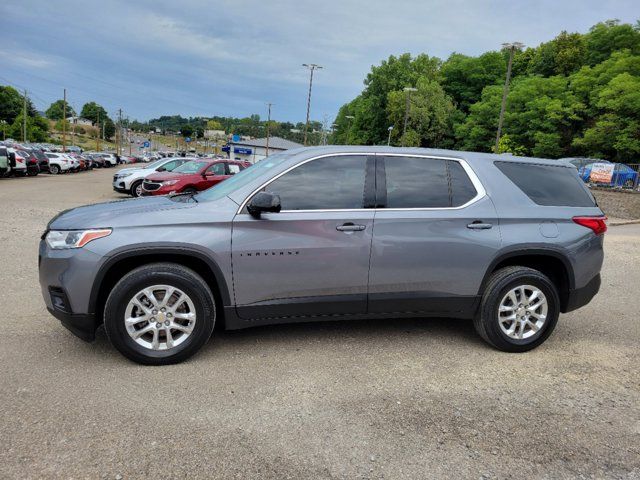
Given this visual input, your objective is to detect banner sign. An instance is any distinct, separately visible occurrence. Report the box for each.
[589,163,614,183]
[234,147,252,154]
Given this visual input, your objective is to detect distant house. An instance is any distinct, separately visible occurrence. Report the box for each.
[68,117,93,126]
[223,136,303,163]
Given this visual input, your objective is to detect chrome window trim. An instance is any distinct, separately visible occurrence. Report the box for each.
[236,152,486,214]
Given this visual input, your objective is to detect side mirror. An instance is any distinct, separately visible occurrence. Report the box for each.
[156,167,166,172]
[247,192,281,218]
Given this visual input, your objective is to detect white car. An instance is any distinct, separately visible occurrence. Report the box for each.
[44,153,73,174]
[113,157,194,197]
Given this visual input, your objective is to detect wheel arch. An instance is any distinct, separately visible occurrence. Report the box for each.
[479,248,575,312]
[90,245,231,327]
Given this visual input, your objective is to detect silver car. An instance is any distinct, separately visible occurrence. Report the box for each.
[39,147,606,365]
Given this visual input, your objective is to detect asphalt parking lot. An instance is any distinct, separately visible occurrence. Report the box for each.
[0,167,638,479]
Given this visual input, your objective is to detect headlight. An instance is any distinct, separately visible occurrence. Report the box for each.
[118,172,133,178]
[45,229,112,249]
[162,180,178,186]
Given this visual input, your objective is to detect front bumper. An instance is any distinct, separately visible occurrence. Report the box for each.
[47,307,97,342]
[564,273,601,312]
[39,240,104,341]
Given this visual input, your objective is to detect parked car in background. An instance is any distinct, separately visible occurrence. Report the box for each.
[113,157,194,197]
[44,153,73,174]
[559,157,609,171]
[8,148,27,176]
[142,159,249,196]
[578,162,638,188]
[28,148,50,173]
[0,146,9,177]
[17,149,40,176]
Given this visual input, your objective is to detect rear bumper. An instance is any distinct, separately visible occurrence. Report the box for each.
[47,307,97,342]
[564,273,600,312]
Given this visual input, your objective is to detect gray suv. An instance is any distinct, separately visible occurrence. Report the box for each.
[39,147,606,365]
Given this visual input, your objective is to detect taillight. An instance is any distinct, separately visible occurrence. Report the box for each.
[572,216,607,235]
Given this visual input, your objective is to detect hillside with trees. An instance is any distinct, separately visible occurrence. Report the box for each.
[331,19,640,162]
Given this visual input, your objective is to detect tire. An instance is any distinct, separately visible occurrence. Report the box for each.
[473,266,560,352]
[104,263,216,365]
[27,170,38,177]
[130,180,143,198]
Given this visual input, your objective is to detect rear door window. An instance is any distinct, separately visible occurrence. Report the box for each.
[495,162,596,207]
[382,156,478,208]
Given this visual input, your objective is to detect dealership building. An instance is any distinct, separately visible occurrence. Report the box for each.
[223,136,303,163]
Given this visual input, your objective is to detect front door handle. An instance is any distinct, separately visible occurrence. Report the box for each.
[336,223,366,232]
[467,221,493,230]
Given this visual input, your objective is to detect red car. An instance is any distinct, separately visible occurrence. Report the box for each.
[142,159,250,196]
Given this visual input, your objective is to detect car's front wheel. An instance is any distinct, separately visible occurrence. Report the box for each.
[474,266,559,352]
[104,263,216,365]
[130,180,143,198]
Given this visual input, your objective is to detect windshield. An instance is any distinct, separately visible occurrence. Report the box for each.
[144,159,166,170]
[173,160,208,174]
[197,152,294,202]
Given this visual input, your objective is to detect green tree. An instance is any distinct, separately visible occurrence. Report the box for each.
[573,72,640,161]
[0,86,36,124]
[440,51,506,112]
[494,134,527,155]
[102,117,116,140]
[585,20,640,66]
[80,102,108,125]
[180,124,194,138]
[46,100,75,120]
[9,113,49,142]
[386,77,457,148]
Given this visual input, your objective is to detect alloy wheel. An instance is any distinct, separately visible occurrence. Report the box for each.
[498,285,548,340]
[124,285,196,351]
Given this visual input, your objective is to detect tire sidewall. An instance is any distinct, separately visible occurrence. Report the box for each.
[131,180,143,197]
[483,271,559,351]
[104,267,215,364]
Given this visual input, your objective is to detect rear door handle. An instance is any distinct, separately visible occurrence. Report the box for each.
[467,221,493,230]
[336,223,366,232]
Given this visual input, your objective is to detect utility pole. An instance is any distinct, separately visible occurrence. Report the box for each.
[23,89,27,143]
[401,87,417,147]
[62,88,67,152]
[96,111,100,151]
[265,102,273,157]
[302,63,322,146]
[118,108,123,156]
[495,42,524,152]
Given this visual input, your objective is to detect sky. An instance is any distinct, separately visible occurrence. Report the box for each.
[1,0,638,124]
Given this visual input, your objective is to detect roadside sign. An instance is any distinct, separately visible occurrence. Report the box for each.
[143,141,150,148]
[590,163,614,183]
[232,134,240,142]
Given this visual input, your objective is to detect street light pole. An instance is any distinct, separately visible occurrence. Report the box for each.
[302,63,322,146]
[345,115,354,144]
[265,102,273,157]
[387,125,394,146]
[495,42,524,152]
[402,87,417,147]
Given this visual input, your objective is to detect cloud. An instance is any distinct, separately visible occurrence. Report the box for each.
[1,0,638,121]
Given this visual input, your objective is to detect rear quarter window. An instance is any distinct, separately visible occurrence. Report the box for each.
[495,161,595,207]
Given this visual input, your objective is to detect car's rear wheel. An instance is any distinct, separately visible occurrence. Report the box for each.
[104,263,216,365]
[474,266,559,352]
[130,180,143,198]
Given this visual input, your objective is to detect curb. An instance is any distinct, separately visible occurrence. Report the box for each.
[609,219,640,226]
